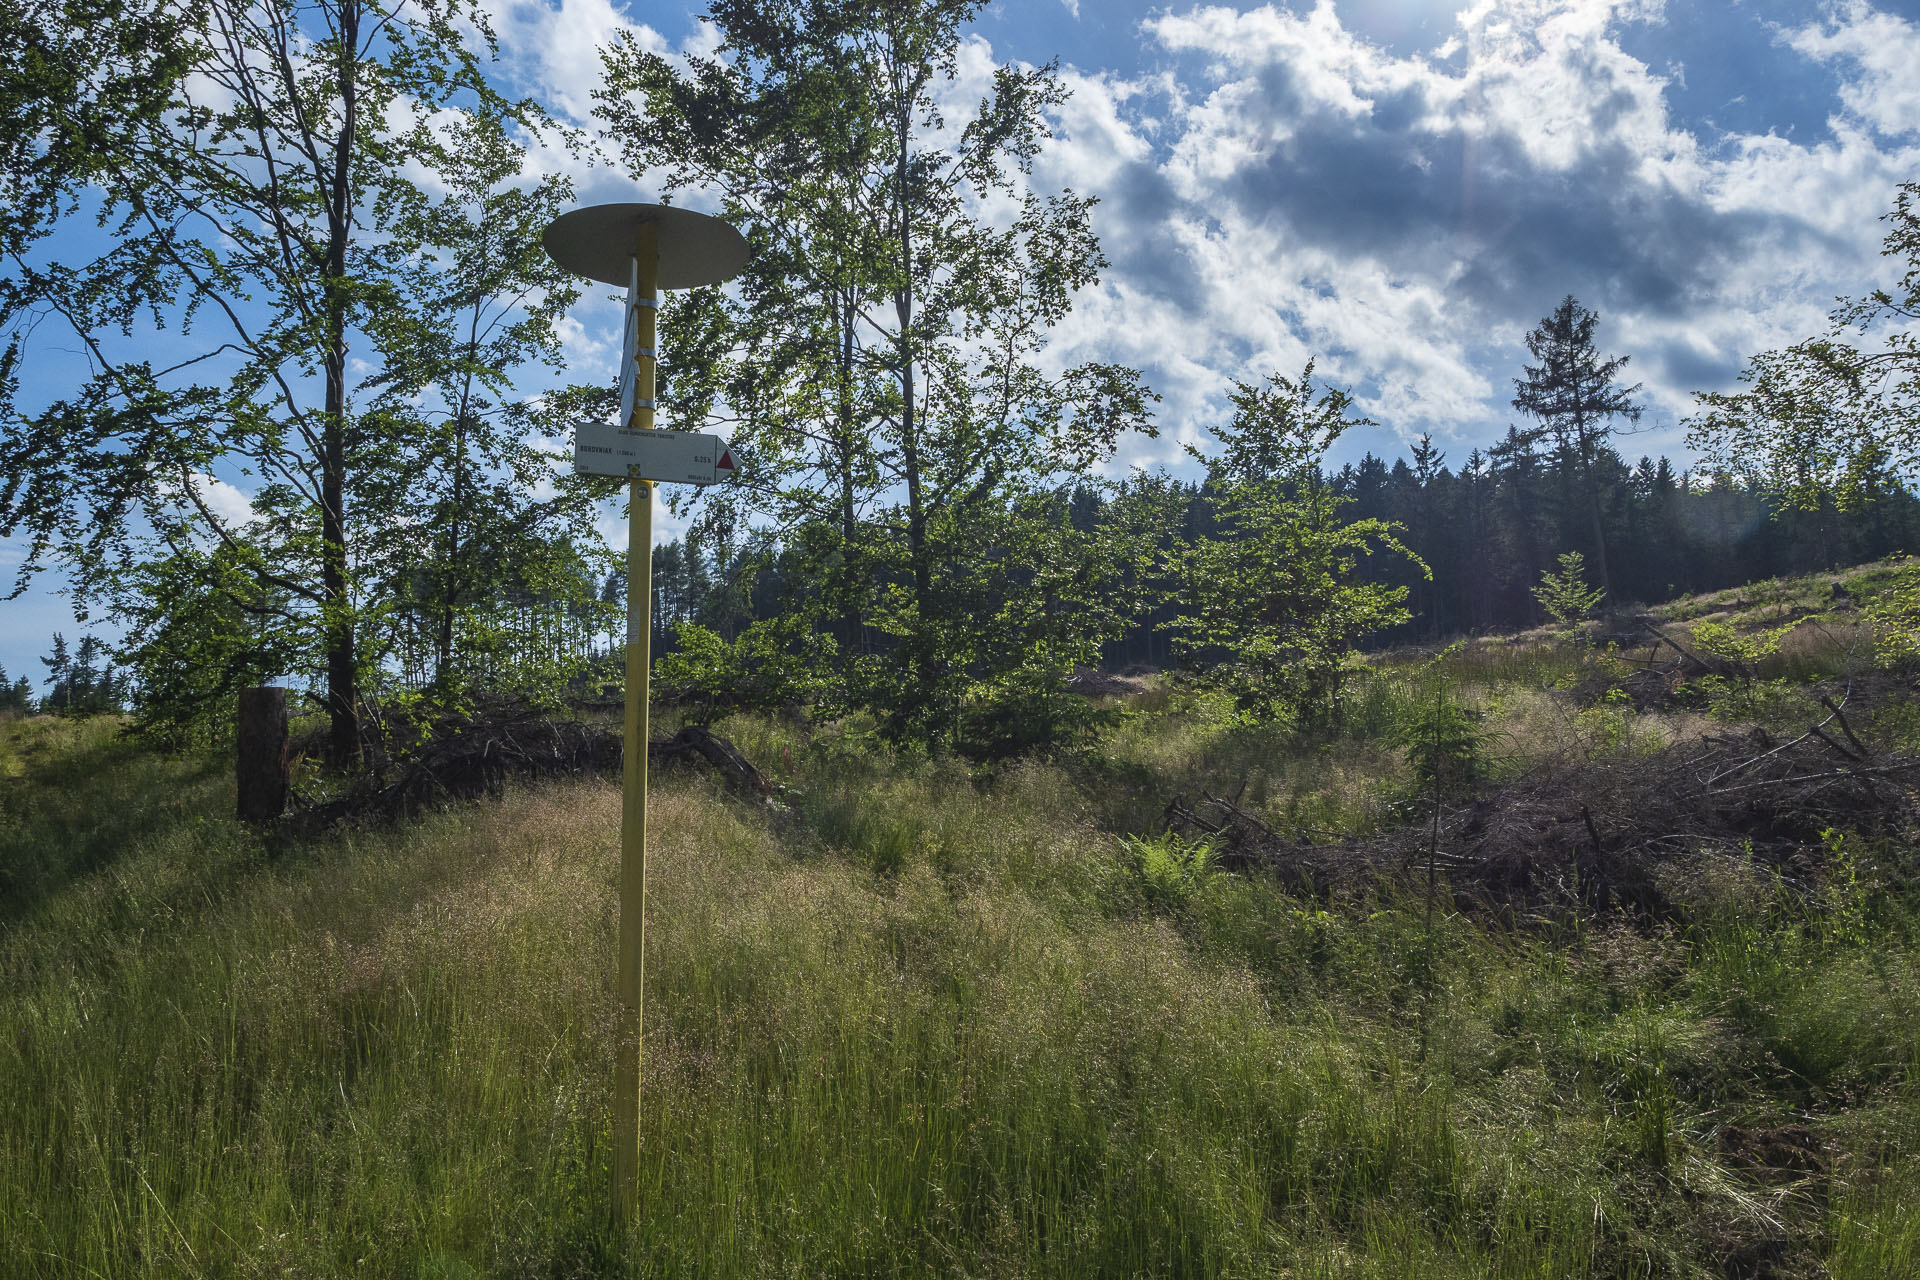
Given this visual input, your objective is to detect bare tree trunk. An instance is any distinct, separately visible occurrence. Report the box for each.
[893,99,934,730]
[1583,459,1612,599]
[837,287,863,653]
[321,0,361,767]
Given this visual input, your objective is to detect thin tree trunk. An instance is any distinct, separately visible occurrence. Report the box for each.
[893,101,933,726]
[837,287,862,654]
[321,0,361,767]
[1579,439,1612,599]
[1505,468,1543,627]
[436,305,481,687]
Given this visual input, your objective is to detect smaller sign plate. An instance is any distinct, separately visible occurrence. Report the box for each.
[574,422,736,485]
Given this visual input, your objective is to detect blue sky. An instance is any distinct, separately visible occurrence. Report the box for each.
[5,0,1919,688]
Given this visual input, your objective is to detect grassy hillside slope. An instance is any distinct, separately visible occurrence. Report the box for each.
[5,570,1920,1278]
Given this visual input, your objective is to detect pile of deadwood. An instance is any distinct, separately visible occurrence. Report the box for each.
[1167,686,1920,924]
[1603,615,1815,709]
[286,699,775,832]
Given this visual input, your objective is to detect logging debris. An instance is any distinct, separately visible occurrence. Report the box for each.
[1165,695,1919,924]
[286,704,777,832]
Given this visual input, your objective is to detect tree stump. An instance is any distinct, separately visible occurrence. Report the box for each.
[237,687,290,822]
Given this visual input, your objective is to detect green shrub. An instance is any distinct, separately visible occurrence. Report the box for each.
[1692,673,1805,725]
[1400,689,1487,798]
[654,616,828,723]
[1534,551,1606,630]
[1863,558,1920,668]
[1690,616,1800,669]
[955,650,1111,760]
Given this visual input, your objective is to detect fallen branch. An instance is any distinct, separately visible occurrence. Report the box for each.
[1820,693,1871,758]
[1807,724,1863,762]
[1709,762,1919,797]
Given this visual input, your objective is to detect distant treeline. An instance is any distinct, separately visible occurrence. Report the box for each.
[1,635,130,717]
[1317,433,1916,642]
[648,436,1920,669]
[19,442,1906,726]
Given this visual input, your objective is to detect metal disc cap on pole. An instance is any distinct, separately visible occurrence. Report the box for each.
[541,201,748,1227]
[542,202,749,289]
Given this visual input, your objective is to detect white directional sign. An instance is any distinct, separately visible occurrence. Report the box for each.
[573,422,736,485]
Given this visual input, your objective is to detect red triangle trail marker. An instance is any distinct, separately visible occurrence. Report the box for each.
[716,449,735,473]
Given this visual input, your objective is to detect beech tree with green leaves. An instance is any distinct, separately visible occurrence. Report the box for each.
[1172,364,1422,726]
[1688,182,1920,515]
[0,0,197,257]
[0,0,600,758]
[599,0,1154,745]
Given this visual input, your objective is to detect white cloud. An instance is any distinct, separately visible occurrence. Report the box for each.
[555,301,623,389]
[189,473,258,527]
[479,0,1919,481]
[480,0,668,125]
[1787,0,1920,138]
[1022,0,1920,469]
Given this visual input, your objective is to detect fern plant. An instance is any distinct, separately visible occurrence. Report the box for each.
[1120,831,1220,912]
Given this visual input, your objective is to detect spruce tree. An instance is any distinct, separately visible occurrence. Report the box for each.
[1513,297,1643,597]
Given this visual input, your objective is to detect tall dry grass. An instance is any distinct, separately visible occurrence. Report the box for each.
[4,592,1918,1280]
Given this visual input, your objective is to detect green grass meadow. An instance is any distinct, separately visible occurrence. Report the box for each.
[6,596,1920,1277]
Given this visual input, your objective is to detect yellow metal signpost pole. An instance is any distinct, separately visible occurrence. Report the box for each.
[613,220,659,1224]
[540,199,745,1232]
